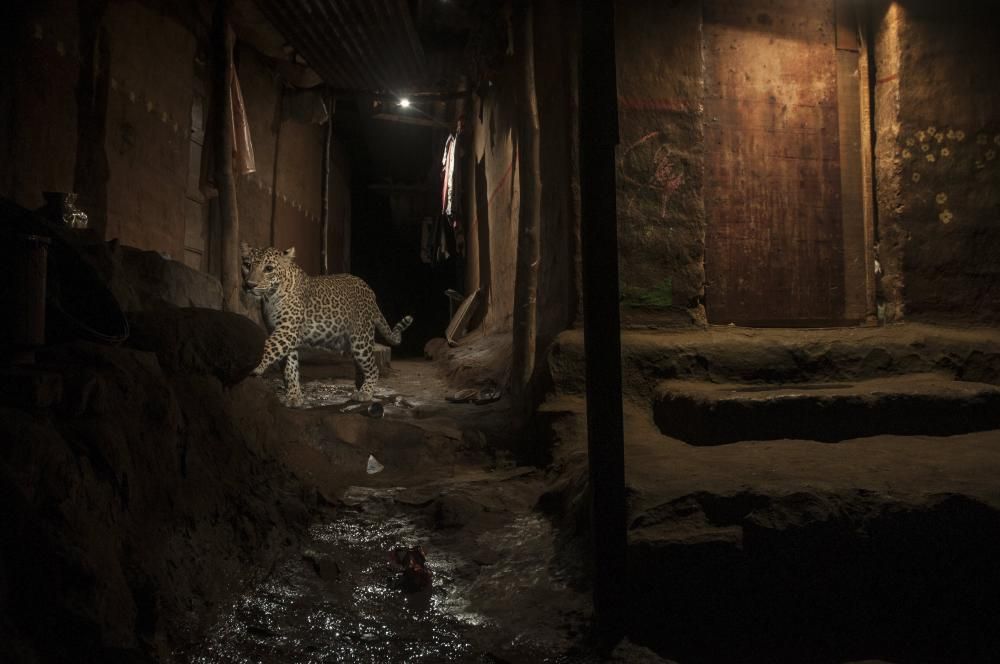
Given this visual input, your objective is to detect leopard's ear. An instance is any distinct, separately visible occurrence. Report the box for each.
[240,241,250,257]
[284,246,296,259]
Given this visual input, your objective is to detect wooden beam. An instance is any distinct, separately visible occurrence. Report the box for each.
[320,93,334,275]
[510,0,541,425]
[578,0,627,647]
[371,112,445,128]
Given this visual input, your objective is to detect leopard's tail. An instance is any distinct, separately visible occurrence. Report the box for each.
[375,310,413,346]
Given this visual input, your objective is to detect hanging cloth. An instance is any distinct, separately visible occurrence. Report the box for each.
[441,133,457,217]
[229,58,256,175]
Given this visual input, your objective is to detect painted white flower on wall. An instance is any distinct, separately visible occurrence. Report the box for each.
[936,192,948,205]
[935,132,945,143]
[917,130,927,142]
[940,147,951,157]
[946,129,956,139]
[906,137,915,147]
[926,153,936,162]
[902,149,913,159]
[939,210,954,224]
[921,143,930,152]
[927,126,937,135]
[912,172,921,182]
[955,130,966,141]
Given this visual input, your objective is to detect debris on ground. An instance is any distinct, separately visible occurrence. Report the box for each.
[388,545,432,592]
[366,454,385,475]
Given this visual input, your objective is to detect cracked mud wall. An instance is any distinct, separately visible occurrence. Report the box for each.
[873,0,1000,324]
[615,0,706,327]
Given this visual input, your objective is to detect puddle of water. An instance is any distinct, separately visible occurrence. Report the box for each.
[178,487,593,664]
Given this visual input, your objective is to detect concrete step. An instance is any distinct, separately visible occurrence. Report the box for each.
[548,323,1000,400]
[653,373,1000,444]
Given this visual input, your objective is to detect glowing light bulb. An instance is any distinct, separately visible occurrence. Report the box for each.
[398,98,410,108]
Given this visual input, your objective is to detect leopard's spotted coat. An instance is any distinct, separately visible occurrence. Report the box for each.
[241,243,413,406]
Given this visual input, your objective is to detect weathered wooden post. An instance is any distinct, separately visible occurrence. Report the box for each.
[511,0,541,424]
[321,92,333,275]
[578,0,627,647]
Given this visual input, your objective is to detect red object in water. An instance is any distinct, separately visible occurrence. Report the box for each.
[388,546,432,592]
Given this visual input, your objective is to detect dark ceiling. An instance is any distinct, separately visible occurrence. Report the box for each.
[253,0,481,96]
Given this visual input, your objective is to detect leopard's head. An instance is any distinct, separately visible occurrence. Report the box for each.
[240,242,298,297]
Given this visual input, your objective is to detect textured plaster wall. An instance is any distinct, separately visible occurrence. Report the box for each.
[237,46,349,277]
[236,46,280,252]
[1,1,339,278]
[103,1,195,264]
[614,0,706,326]
[0,2,81,208]
[875,0,1000,324]
[271,114,325,275]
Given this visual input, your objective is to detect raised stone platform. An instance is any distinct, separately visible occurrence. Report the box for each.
[654,373,1000,444]
[542,322,1000,661]
[549,323,1000,400]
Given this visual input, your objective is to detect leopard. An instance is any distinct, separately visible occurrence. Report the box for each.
[240,242,413,406]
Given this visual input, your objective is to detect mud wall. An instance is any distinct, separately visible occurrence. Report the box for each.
[0,0,345,279]
[614,0,706,327]
[103,1,198,265]
[0,334,309,662]
[236,47,349,276]
[0,2,81,211]
[873,0,1000,324]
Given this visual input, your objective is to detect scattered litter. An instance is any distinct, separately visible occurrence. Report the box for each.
[393,395,415,409]
[367,454,385,475]
[367,402,384,418]
[341,403,366,413]
[445,289,481,346]
[473,385,501,405]
[446,388,478,404]
[388,545,432,592]
[447,383,501,406]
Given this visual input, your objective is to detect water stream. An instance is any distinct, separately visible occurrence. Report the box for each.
[182,486,594,663]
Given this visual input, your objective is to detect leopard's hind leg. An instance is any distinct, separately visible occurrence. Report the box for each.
[348,331,379,402]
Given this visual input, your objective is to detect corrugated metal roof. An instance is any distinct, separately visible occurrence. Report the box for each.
[255,0,431,94]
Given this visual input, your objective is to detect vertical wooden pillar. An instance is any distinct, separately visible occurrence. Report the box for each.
[511,0,541,423]
[320,92,333,275]
[212,0,240,311]
[578,0,627,646]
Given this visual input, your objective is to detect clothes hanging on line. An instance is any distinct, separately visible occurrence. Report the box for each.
[441,133,457,217]
[421,215,454,266]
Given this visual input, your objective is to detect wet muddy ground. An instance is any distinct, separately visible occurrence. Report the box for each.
[181,484,593,664]
[178,358,596,663]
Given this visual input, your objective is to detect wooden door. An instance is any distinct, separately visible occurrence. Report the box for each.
[703,0,854,325]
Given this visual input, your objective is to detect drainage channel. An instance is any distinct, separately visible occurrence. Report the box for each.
[180,486,594,663]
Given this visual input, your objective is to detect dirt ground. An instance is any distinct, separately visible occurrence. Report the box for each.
[248,324,1000,663]
[178,356,611,663]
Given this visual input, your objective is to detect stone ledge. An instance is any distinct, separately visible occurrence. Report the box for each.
[549,323,1000,399]
[653,373,1000,444]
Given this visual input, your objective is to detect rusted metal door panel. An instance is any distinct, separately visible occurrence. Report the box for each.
[704,0,846,325]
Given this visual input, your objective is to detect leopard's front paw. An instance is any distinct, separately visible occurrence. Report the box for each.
[351,390,373,403]
[286,394,304,408]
